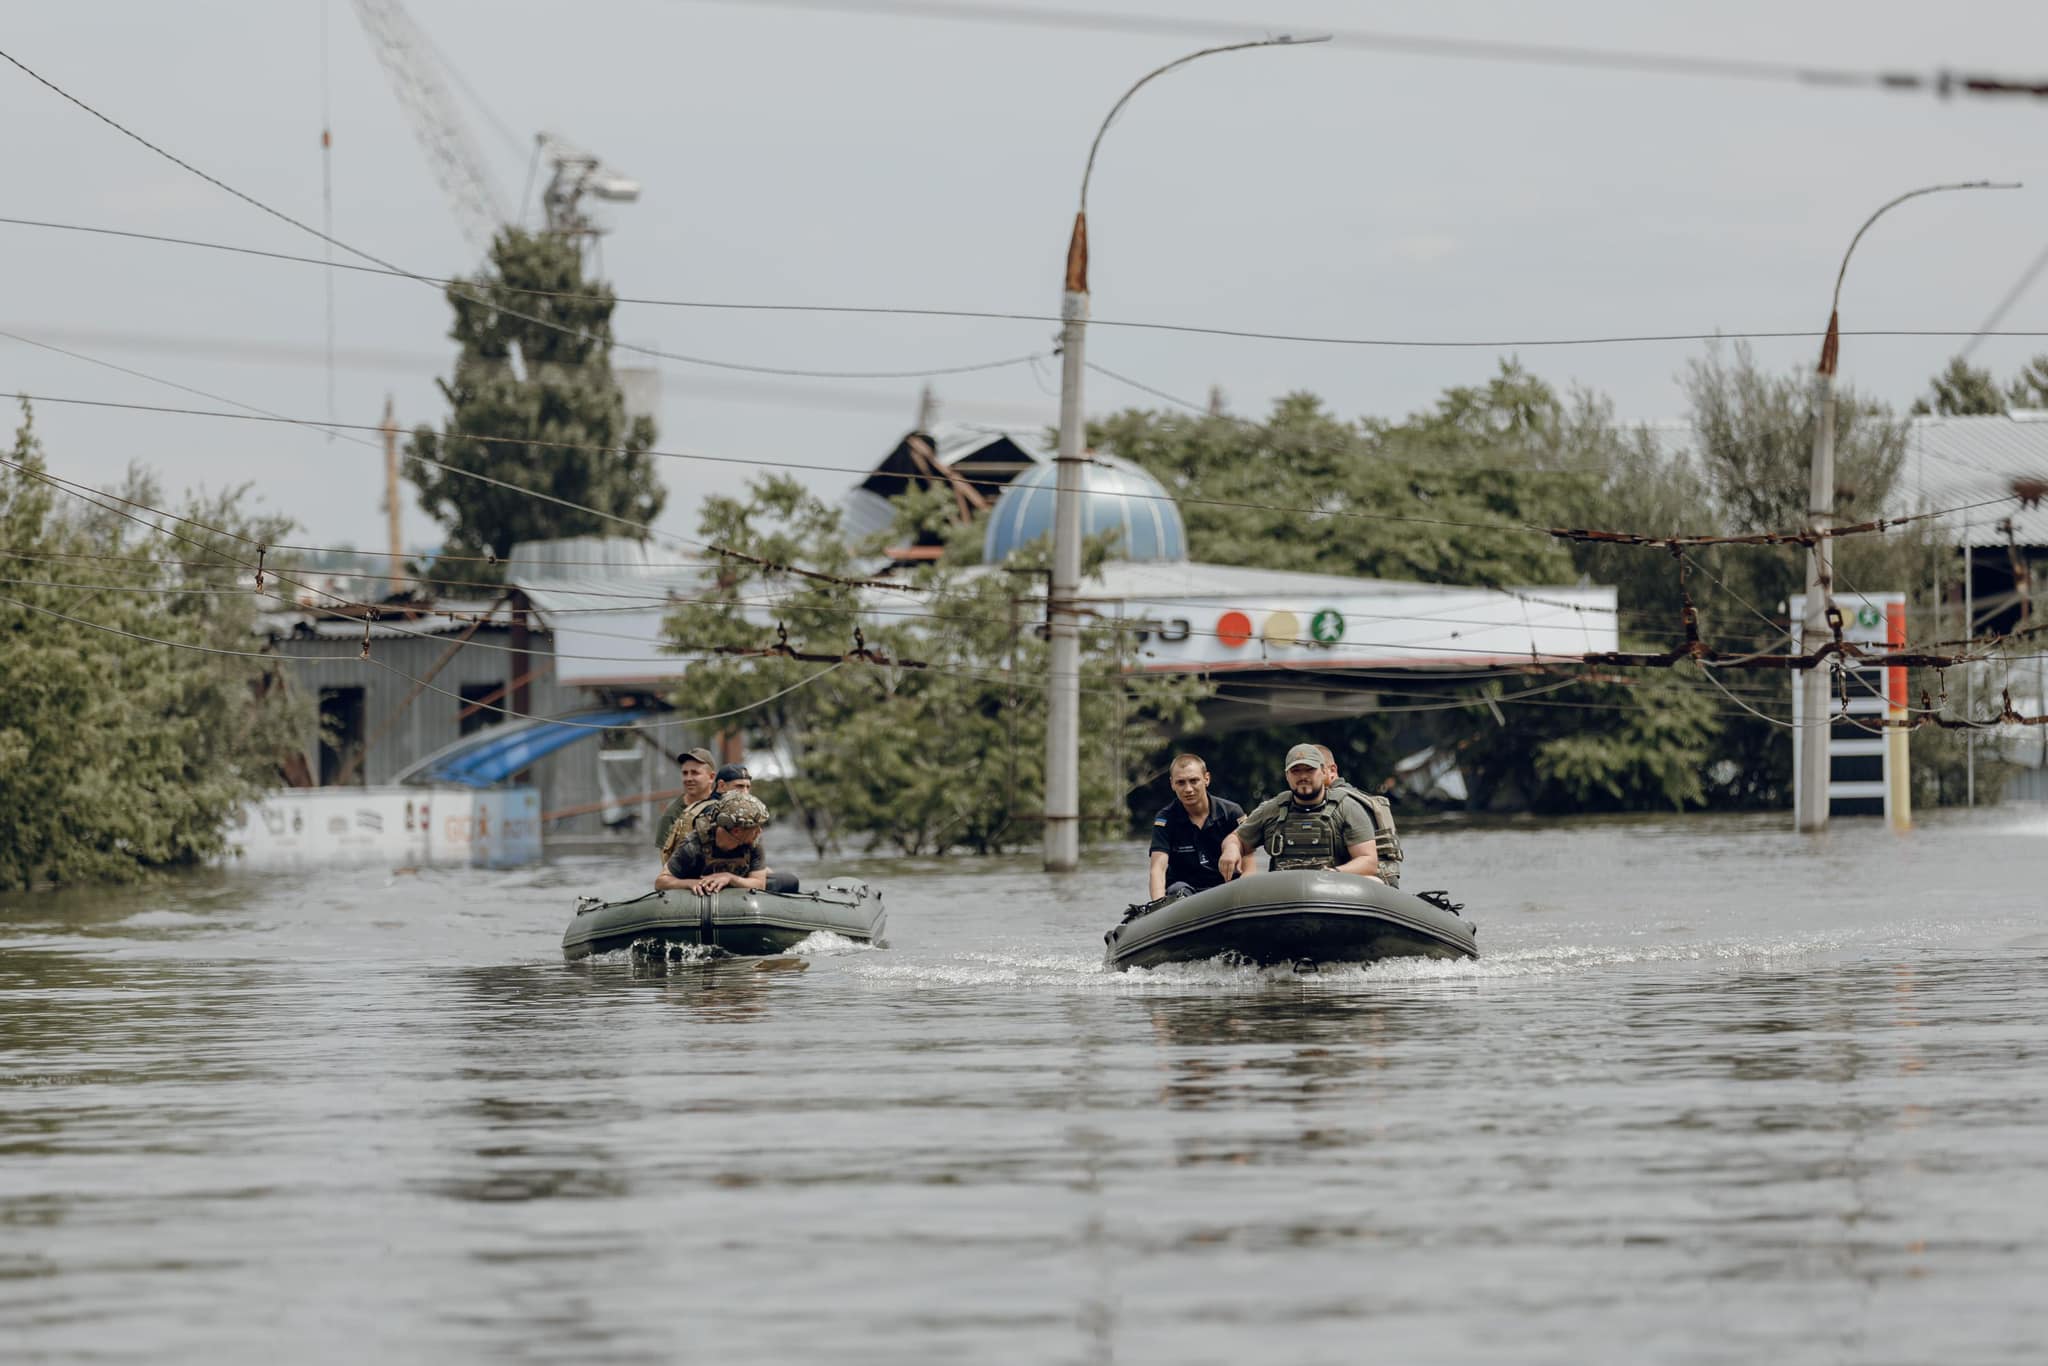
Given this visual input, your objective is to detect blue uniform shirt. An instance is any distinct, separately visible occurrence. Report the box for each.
[1148,795,1245,892]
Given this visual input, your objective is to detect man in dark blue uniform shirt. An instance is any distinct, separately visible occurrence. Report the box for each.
[1147,753,1245,899]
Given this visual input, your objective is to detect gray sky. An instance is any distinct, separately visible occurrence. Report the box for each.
[7,0,2048,557]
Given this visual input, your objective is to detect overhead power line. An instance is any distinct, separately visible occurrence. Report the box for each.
[11,389,2021,551]
[676,0,2048,101]
[13,216,2048,354]
[0,49,1044,383]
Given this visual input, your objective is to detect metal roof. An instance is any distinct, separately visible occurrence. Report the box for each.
[1903,414,2048,548]
[841,423,1051,542]
[393,707,649,788]
[982,453,1189,565]
[1066,560,1511,604]
[259,600,508,640]
[504,535,716,687]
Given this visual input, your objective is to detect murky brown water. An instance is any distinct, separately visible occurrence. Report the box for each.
[4,810,2047,1364]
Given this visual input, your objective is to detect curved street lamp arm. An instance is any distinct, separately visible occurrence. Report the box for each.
[1821,178,2019,373]
[1065,34,1328,293]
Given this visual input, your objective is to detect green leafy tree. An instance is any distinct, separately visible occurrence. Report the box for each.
[1101,364,1733,812]
[661,476,1206,855]
[0,403,306,890]
[2008,355,2048,409]
[1911,356,2006,416]
[406,229,663,570]
[1095,364,1591,588]
[1459,669,1723,812]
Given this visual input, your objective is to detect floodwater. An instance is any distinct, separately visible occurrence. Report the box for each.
[3,812,2047,1365]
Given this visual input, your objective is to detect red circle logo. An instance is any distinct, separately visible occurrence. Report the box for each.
[1216,610,1253,648]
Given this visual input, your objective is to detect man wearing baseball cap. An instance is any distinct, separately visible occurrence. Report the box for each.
[1217,742,1380,881]
[654,747,717,855]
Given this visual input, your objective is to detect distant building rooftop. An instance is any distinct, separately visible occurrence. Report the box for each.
[1905,413,2048,548]
[840,424,1049,545]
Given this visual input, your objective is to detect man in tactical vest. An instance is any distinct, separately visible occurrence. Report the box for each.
[1316,744,1404,888]
[654,747,718,855]
[657,793,774,896]
[1217,743,1380,881]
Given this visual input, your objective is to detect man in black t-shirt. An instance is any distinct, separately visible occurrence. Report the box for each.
[1146,753,1245,900]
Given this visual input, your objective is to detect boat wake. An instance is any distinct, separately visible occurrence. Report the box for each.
[838,917,1944,995]
[787,930,879,957]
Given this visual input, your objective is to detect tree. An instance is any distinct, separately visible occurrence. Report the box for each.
[1100,365,1733,812]
[1096,362,1591,589]
[1459,669,1723,812]
[660,477,1206,855]
[0,403,306,890]
[1911,356,2006,416]
[1908,352,2048,415]
[405,229,663,570]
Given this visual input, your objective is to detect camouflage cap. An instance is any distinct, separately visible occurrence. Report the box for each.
[712,793,773,830]
[1284,742,1325,772]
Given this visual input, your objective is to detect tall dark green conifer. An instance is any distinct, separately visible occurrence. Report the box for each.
[406,229,664,567]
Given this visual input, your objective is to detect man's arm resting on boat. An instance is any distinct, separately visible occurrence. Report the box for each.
[696,871,768,894]
[655,870,702,893]
[1333,840,1380,879]
[1219,831,1256,878]
[1147,851,1170,900]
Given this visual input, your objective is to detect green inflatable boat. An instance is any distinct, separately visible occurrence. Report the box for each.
[562,877,885,960]
[1103,869,1476,971]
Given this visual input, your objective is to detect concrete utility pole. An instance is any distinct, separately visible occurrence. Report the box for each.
[1043,34,1326,871]
[381,396,405,596]
[1797,180,2014,832]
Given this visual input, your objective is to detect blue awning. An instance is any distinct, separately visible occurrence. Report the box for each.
[394,709,646,788]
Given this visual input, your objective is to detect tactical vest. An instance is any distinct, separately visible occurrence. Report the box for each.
[661,798,716,859]
[1263,800,1348,872]
[1331,781,1404,887]
[676,833,757,878]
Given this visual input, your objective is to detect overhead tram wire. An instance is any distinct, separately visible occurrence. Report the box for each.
[7,320,1826,587]
[672,0,2048,102]
[2,484,1982,706]
[13,391,2022,551]
[15,217,2048,355]
[0,52,1045,385]
[0,334,935,597]
[0,589,850,731]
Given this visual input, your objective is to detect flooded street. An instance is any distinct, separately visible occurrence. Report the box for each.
[4,811,2047,1364]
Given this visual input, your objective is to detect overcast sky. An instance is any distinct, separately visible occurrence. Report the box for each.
[7,0,2048,557]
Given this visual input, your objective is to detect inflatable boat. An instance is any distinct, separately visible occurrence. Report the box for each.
[1103,869,1476,971]
[562,878,884,960]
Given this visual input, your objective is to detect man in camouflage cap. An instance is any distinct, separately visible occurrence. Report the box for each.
[656,793,774,896]
[1217,742,1380,881]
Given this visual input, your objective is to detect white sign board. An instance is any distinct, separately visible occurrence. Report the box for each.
[1111,587,1619,673]
[225,788,542,870]
[1790,592,1908,822]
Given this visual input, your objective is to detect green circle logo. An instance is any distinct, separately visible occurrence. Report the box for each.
[1856,604,1881,629]
[1310,608,1345,644]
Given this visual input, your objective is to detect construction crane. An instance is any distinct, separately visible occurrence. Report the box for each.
[348,0,506,256]
[349,0,641,255]
[537,131,641,241]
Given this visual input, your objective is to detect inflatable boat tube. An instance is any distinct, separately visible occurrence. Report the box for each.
[563,877,884,960]
[1104,869,1476,971]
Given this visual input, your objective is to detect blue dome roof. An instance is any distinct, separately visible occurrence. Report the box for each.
[982,453,1188,564]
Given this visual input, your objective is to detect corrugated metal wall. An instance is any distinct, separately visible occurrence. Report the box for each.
[275,628,699,848]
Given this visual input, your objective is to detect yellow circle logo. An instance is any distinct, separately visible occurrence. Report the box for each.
[1262,610,1300,646]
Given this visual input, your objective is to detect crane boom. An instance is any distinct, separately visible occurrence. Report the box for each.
[349,0,506,255]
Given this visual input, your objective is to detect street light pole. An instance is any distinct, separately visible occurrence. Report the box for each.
[1044,35,1326,872]
[1796,179,2016,833]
